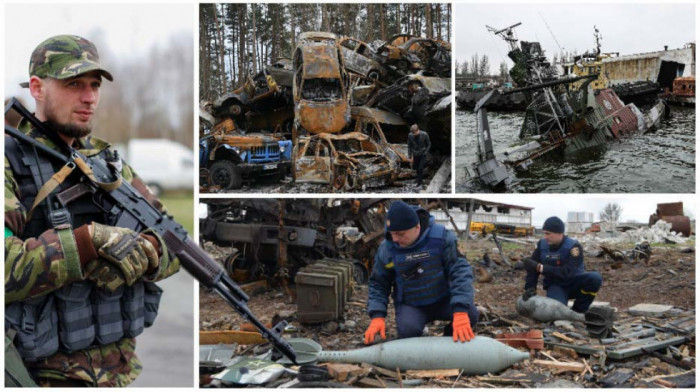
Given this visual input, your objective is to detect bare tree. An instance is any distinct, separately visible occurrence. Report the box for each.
[600,202,623,232]
[478,54,490,77]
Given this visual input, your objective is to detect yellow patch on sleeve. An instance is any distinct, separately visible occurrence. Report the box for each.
[385,262,394,269]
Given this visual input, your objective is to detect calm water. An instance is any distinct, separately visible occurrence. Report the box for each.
[455,106,695,193]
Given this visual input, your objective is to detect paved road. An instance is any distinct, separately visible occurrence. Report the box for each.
[129,271,195,387]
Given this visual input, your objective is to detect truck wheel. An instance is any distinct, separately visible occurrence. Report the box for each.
[209,161,243,190]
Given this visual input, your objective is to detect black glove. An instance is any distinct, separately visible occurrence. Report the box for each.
[522,287,536,301]
[523,257,540,274]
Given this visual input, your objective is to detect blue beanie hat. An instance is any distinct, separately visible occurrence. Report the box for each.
[386,201,419,231]
[543,216,565,233]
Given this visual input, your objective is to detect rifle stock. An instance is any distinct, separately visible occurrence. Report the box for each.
[4,98,298,364]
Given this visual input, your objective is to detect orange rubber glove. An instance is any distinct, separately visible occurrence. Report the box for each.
[452,312,475,342]
[364,317,386,345]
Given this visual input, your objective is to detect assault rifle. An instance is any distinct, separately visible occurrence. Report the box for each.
[4,98,298,364]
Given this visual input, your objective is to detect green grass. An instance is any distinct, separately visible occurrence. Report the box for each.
[159,192,194,234]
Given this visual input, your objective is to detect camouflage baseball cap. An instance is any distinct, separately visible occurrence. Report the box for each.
[20,35,113,88]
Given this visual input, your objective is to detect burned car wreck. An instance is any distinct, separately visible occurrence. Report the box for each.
[292,132,401,191]
[201,30,452,192]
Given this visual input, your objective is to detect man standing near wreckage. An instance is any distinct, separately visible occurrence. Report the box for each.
[5,35,180,387]
[365,201,478,344]
[523,216,603,313]
[407,124,430,186]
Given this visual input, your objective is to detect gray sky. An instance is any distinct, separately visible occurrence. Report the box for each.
[455,3,695,74]
[480,195,696,227]
[4,3,193,110]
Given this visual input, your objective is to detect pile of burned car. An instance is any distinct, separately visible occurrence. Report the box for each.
[200,31,451,191]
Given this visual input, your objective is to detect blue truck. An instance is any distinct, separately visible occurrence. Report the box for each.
[200,132,292,190]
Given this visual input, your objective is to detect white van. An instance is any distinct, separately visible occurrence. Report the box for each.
[117,139,194,196]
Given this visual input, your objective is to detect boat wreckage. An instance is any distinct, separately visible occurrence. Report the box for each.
[201,31,451,191]
[472,23,669,189]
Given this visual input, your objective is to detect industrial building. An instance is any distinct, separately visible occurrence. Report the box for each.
[602,43,694,89]
[431,198,533,235]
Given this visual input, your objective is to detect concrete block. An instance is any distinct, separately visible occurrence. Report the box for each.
[627,303,673,317]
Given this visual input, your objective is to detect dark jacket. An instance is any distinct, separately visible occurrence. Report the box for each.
[408,130,431,158]
[525,236,585,290]
[368,206,474,318]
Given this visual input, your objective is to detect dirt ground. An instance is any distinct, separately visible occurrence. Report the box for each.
[199,236,695,388]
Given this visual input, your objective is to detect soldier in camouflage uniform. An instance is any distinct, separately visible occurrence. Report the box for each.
[5,35,180,387]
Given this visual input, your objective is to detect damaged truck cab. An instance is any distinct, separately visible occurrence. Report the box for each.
[200,131,292,190]
[293,32,351,134]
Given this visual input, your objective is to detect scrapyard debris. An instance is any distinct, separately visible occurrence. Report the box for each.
[292,132,402,191]
[375,35,451,79]
[200,199,388,288]
[210,357,295,386]
[293,32,351,135]
[201,30,451,192]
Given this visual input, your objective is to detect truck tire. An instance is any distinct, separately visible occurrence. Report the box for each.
[209,161,243,190]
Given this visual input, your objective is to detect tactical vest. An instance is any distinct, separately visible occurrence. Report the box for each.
[538,237,583,286]
[389,224,449,307]
[4,134,162,362]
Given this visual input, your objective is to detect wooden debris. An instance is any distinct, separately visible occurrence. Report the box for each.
[199,330,265,345]
[551,331,575,343]
[405,369,461,378]
[533,359,586,373]
[239,280,268,296]
[355,377,399,388]
[552,345,579,360]
[325,363,365,382]
[495,330,544,350]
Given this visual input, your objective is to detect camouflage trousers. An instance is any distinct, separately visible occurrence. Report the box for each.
[29,338,142,387]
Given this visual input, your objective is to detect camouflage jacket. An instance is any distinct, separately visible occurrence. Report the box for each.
[5,120,181,387]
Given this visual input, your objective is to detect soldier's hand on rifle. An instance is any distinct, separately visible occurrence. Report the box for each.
[89,223,159,286]
[84,259,126,292]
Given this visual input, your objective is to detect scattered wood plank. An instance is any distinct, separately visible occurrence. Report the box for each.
[239,280,268,296]
[551,331,575,343]
[405,369,461,378]
[199,330,265,345]
[325,363,365,382]
[533,359,585,373]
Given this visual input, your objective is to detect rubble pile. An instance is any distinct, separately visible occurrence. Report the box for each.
[199,234,695,388]
[579,220,690,254]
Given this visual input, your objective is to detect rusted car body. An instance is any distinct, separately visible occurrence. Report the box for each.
[211,59,294,132]
[292,132,399,190]
[338,37,386,81]
[369,74,451,121]
[349,106,411,165]
[293,32,350,134]
[377,35,452,77]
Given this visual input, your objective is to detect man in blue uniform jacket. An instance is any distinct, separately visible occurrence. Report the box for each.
[523,216,603,313]
[364,201,478,344]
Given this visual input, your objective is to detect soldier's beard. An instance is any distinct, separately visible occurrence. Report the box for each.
[43,102,93,139]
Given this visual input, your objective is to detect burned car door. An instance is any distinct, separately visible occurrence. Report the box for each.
[293,137,332,184]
